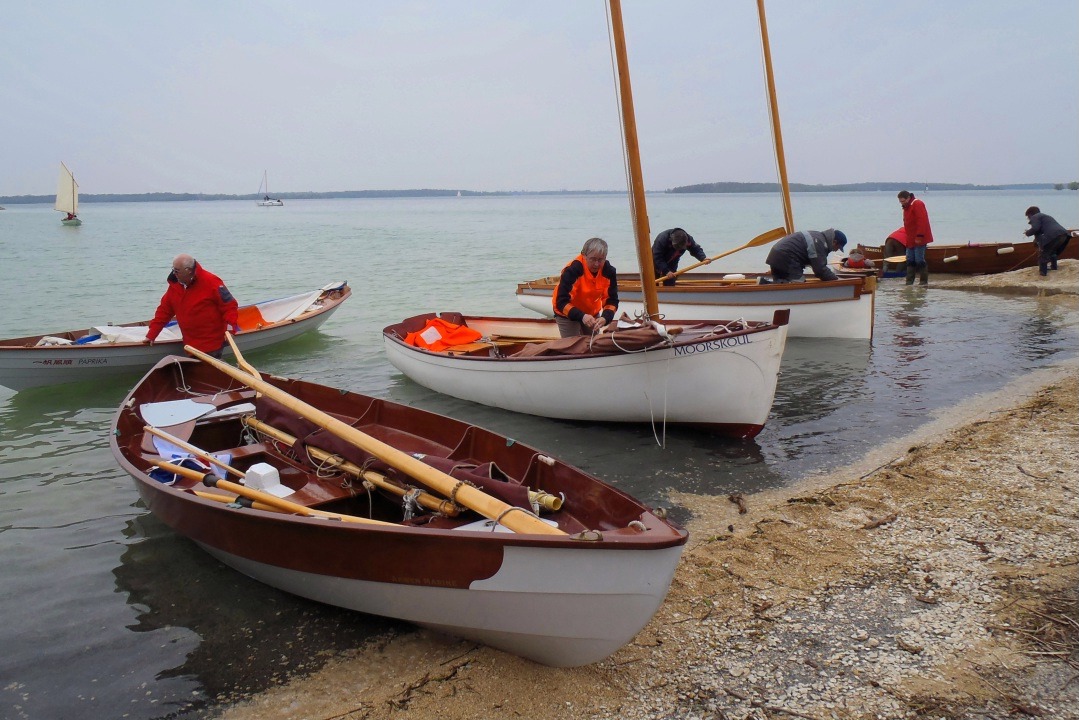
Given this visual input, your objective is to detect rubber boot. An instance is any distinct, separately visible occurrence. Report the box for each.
[905,267,916,285]
[919,266,928,286]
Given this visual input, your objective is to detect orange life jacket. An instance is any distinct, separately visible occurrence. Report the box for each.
[551,255,615,318]
[403,318,482,352]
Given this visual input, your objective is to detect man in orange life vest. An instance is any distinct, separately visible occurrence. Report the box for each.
[143,254,240,358]
[552,237,619,338]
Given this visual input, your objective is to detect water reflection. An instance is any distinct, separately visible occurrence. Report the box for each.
[112,513,403,716]
[892,288,929,370]
[1014,297,1071,362]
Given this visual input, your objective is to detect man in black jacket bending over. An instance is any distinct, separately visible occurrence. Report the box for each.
[764,228,847,283]
[652,228,708,286]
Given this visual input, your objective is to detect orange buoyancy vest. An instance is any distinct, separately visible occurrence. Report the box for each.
[403,318,482,352]
[551,255,615,319]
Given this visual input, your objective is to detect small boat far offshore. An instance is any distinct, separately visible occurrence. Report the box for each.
[256,170,284,206]
[56,161,82,225]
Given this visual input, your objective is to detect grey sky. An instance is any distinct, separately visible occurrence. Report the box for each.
[2,1,1076,196]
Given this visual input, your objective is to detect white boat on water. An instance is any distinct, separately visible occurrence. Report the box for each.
[385,311,789,439]
[516,272,876,340]
[55,162,82,225]
[383,1,790,438]
[256,170,284,206]
[0,282,350,392]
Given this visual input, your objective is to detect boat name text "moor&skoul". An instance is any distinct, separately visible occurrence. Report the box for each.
[672,335,752,356]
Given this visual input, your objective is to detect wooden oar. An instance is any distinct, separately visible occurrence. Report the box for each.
[155,459,393,526]
[658,226,787,284]
[242,416,465,517]
[225,331,258,376]
[244,416,562,514]
[883,255,908,263]
[194,490,281,513]
[145,425,246,480]
[183,345,564,536]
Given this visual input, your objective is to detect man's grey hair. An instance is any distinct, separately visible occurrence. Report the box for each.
[581,237,608,257]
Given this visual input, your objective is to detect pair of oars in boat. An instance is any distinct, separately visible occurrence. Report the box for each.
[153,455,393,525]
[181,335,565,535]
[239,416,561,513]
[655,226,788,285]
[144,423,463,524]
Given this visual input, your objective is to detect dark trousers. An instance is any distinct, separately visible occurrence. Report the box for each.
[768,264,806,283]
[1039,234,1069,274]
[554,315,587,338]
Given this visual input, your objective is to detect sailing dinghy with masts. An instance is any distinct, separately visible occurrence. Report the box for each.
[515,0,876,341]
[55,162,81,225]
[256,170,283,206]
[383,0,789,439]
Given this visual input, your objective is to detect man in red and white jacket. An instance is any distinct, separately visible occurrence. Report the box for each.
[898,190,934,286]
[144,254,240,357]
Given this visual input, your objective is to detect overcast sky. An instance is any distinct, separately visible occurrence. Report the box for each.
[2,1,1076,196]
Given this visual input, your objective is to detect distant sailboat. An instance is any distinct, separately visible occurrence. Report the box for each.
[256,170,284,206]
[55,162,81,226]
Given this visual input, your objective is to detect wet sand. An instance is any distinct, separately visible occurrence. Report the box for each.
[214,263,1079,720]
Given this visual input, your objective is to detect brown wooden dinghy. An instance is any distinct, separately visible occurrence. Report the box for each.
[110,350,688,667]
[858,232,1078,275]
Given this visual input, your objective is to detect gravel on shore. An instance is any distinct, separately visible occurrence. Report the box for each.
[214,267,1078,720]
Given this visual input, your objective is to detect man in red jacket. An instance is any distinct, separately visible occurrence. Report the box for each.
[898,190,934,286]
[144,254,240,357]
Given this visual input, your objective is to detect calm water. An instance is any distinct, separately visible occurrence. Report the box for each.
[1,192,1076,718]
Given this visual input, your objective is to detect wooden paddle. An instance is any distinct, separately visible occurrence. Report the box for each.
[658,226,787,285]
[183,345,565,536]
[155,459,393,525]
[883,255,908,263]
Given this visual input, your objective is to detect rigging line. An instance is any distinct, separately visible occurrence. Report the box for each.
[604,0,639,241]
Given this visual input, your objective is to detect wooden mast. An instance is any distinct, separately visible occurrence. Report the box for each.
[757,0,793,234]
[608,0,660,318]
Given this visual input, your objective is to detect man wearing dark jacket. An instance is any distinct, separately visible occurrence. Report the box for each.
[652,228,708,286]
[1023,206,1070,276]
[144,254,240,357]
[764,229,847,283]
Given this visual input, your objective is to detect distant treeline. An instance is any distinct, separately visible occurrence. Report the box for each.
[0,189,623,205]
[669,181,1077,193]
[3,182,1076,205]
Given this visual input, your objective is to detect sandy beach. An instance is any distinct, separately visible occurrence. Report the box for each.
[216,263,1078,720]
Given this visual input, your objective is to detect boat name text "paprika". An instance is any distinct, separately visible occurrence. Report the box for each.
[672,335,751,355]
